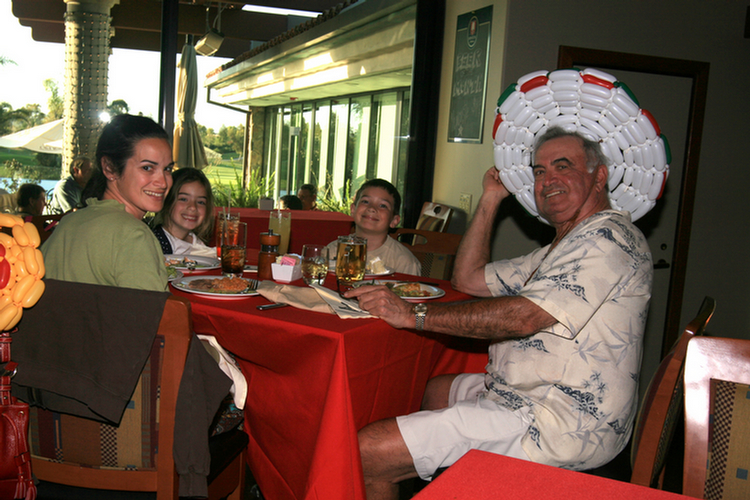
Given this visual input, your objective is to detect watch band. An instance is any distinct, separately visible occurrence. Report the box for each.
[414,304,427,331]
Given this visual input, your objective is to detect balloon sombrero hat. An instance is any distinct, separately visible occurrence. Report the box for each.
[492,68,670,224]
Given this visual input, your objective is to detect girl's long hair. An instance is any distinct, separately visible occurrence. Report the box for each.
[152,167,215,243]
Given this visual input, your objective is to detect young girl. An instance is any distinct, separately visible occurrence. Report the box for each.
[151,167,216,257]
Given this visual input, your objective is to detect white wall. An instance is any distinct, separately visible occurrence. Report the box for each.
[433,0,750,342]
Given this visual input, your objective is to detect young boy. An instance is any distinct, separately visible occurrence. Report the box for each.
[326,179,421,276]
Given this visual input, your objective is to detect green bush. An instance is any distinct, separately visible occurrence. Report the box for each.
[210,167,274,209]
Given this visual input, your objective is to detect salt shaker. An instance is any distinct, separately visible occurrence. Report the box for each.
[258,230,280,281]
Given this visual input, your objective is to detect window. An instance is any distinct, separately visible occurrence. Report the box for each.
[262,89,410,213]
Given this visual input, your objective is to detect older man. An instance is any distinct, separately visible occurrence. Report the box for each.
[297,183,319,211]
[48,156,92,214]
[347,128,653,500]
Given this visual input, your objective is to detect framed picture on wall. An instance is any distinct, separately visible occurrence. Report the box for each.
[447,5,493,143]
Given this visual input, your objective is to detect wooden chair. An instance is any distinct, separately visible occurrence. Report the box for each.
[27,213,66,244]
[683,336,750,499]
[627,296,716,488]
[28,295,247,499]
[391,228,462,280]
[416,202,453,233]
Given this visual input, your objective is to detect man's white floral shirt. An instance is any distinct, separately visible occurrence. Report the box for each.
[484,210,653,470]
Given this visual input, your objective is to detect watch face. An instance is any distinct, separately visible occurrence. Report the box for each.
[414,303,428,313]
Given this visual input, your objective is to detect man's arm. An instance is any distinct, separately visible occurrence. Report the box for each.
[345,286,557,341]
[451,167,511,296]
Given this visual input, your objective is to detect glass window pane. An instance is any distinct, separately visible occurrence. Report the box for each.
[329,98,350,203]
[349,96,371,193]
[313,100,330,192]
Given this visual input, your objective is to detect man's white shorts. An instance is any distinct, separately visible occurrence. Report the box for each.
[396,373,532,481]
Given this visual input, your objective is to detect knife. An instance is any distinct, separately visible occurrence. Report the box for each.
[257,302,288,310]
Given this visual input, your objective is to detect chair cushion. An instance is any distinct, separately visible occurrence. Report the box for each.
[29,336,164,471]
[705,380,750,500]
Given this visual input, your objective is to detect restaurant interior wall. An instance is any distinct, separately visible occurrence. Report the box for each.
[430,0,750,382]
[261,89,411,211]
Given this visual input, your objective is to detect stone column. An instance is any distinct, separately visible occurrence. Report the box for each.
[62,0,119,175]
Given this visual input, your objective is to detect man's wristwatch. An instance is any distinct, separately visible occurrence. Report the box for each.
[413,303,428,331]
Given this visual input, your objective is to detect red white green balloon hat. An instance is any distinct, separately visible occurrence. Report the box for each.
[492,68,670,224]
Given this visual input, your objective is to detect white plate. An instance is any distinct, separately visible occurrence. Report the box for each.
[165,254,220,271]
[364,268,394,279]
[167,268,184,282]
[357,280,445,302]
[171,275,259,299]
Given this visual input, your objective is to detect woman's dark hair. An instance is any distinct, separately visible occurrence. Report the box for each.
[279,194,303,210]
[18,183,46,209]
[152,167,215,242]
[82,114,170,202]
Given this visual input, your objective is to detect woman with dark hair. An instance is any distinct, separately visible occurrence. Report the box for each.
[15,183,47,217]
[42,114,174,291]
[150,167,216,256]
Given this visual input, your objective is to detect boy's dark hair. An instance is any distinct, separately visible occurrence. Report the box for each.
[353,179,401,214]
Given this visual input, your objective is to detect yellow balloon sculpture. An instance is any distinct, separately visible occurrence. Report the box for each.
[0,213,45,331]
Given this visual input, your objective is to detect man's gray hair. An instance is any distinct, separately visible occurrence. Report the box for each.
[532,127,610,173]
[70,156,90,175]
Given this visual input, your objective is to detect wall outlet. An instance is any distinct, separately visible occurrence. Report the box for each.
[459,193,472,213]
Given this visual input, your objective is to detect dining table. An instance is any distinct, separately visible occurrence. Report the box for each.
[211,208,354,254]
[413,449,693,499]
[170,270,488,500]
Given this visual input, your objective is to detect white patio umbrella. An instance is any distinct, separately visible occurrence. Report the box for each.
[173,44,208,170]
[0,119,63,154]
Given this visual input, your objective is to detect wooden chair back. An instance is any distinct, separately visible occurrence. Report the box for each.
[30,295,246,500]
[683,336,750,499]
[416,202,453,233]
[391,228,462,280]
[28,213,66,244]
[629,296,716,488]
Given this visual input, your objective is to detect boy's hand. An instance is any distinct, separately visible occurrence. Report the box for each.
[343,285,414,329]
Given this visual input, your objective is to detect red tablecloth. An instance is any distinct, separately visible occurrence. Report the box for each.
[414,449,691,499]
[171,273,487,500]
[212,208,354,254]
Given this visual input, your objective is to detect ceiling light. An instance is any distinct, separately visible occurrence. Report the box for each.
[195,29,224,56]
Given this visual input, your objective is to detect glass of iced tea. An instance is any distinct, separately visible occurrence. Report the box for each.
[215,211,240,258]
[221,222,247,277]
[335,235,366,294]
[301,244,328,286]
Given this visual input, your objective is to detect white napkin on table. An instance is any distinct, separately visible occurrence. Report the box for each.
[310,283,375,319]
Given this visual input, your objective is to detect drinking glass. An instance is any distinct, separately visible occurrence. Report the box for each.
[301,244,328,286]
[335,235,367,293]
[215,211,240,258]
[269,209,291,255]
[221,222,246,277]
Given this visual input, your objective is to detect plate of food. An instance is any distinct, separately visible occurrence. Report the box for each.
[171,275,259,299]
[165,254,220,271]
[364,257,394,278]
[166,266,184,282]
[356,280,444,302]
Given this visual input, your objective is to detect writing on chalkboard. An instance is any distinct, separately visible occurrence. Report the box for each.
[448,6,493,143]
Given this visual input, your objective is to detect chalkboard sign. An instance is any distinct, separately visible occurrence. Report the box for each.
[448,6,492,143]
